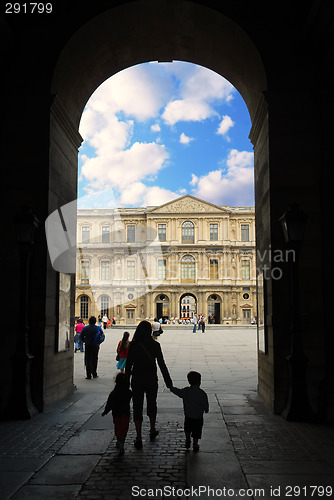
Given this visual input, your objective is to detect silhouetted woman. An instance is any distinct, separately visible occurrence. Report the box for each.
[125,320,172,449]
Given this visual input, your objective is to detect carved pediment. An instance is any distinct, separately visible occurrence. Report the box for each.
[150,195,226,214]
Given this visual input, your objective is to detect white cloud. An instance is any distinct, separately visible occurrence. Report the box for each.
[119,182,179,207]
[151,123,161,132]
[180,132,195,144]
[182,66,234,102]
[162,65,235,126]
[78,61,242,208]
[81,142,169,192]
[217,115,234,136]
[162,99,216,126]
[191,149,254,206]
[79,65,172,206]
[190,174,199,186]
[81,64,174,123]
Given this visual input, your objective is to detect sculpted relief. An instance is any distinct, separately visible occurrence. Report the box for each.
[151,195,224,214]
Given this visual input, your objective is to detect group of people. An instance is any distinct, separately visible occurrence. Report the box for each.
[78,317,209,457]
[191,314,206,333]
[98,314,116,329]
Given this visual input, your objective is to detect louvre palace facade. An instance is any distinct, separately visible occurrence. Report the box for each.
[75,195,256,325]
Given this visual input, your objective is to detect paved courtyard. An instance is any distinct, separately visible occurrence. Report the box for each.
[1,326,333,499]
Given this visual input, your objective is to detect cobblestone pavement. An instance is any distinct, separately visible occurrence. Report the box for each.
[78,417,187,500]
[1,327,334,500]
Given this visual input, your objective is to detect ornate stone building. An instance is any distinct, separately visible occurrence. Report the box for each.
[75,195,256,325]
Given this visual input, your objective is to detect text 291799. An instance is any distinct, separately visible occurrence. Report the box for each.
[5,3,53,14]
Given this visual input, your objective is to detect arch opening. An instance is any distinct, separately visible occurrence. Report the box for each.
[50,0,270,413]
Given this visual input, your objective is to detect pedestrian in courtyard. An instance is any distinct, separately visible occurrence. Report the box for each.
[191,315,197,333]
[116,331,130,372]
[74,318,85,352]
[125,320,173,449]
[102,313,108,329]
[152,318,163,340]
[201,317,206,333]
[170,371,209,452]
[81,316,104,379]
[102,372,132,456]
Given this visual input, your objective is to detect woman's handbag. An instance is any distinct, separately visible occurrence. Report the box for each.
[116,352,120,361]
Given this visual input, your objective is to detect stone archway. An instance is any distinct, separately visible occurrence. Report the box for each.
[3,0,331,420]
[179,293,197,321]
[48,1,271,411]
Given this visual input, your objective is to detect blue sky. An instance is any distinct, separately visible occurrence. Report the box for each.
[78,61,254,209]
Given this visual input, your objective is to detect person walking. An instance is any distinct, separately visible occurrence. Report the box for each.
[191,315,197,334]
[102,372,132,456]
[81,316,104,379]
[116,331,130,372]
[74,318,85,353]
[170,371,209,452]
[201,317,206,333]
[125,320,173,450]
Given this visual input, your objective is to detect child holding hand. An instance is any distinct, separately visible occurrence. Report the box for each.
[170,371,209,452]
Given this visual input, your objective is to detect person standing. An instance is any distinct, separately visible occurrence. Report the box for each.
[201,317,206,333]
[116,331,130,372]
[102,372,132,456]
[102,313,108,329]
[74,319,85,353]
[152,318,162,340]
[191,315,197,333]
[81,316,104,379]
[170,371,209,452]
[125,320,173,449]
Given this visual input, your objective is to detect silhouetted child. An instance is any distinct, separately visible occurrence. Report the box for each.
[102,372,132,456]
[170,371,209,451]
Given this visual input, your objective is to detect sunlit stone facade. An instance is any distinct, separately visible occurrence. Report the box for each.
[75,195,256,325]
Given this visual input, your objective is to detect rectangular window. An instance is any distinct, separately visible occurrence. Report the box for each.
[80,296,89,319]
[210,223,218,241]
[181,262,195,281]
[127,261,135,280]
[102,226,110,243]
[158,224,166,242]
[127,225,135,243]
[82,226,90,244]
[101,260,110,281]
[241,224,250,241]
[158,259,166,280]
[182,222,194,243]
[81,260,89,283]
[210,259,219,279]
[241,260,250,280]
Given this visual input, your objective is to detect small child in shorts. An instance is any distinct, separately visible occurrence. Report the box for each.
[102,372,132,456]
[170,371,209,451]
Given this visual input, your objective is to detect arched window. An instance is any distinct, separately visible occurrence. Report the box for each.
[181,255,195,282]
[80,295,89,319]
[100,295,109,317]
[182,221,194,243]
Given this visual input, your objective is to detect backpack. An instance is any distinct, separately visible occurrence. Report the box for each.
[94,326,105,345]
